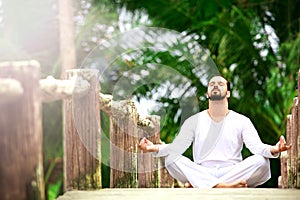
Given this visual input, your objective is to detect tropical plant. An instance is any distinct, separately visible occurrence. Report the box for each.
[94,0,300,187]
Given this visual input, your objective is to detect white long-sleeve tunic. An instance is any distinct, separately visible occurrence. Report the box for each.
[153,110,277,167]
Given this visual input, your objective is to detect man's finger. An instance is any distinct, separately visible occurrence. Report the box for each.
[280,135,285,143]
[280,136,289,147]
[139,137,146,143]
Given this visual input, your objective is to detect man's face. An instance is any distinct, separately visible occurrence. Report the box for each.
[207,76,229,101]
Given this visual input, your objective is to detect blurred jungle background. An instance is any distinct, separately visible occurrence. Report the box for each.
[0,0,299,199]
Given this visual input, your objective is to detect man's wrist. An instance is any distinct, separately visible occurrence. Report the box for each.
[147,145,159,153]
[270,146,279,156]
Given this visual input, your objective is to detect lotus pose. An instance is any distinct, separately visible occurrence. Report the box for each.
[138,76,291,188]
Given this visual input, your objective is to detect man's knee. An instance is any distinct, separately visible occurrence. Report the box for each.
[246,155,271,187]
[251,154,270,171]
[164,154,182,167]
[163,156,189,184]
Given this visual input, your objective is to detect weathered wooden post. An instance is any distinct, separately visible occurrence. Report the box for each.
[63,69,101,190]
[159,157,175,188]
[280,70,300,188]
[280,114,291,188]
[297,70,300,188]
[137,115,174,188]
[289,97,298,188]
[0,61,45,200]
[137,116,161,187]
[99,94,174,188]
[109,100,139,188]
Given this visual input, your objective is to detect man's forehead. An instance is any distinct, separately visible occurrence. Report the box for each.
[208,76,227,83]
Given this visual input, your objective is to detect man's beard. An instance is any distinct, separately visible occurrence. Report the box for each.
[209,93,226,101]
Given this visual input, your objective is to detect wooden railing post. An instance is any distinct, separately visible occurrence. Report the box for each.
[290,98,298,188]
[109,100,139,188]
[137,115,161,187]
[0,61,45,200]
[280,69,300,188]
[63,69,101,191]
[99,93,174,188]
[297,70,300,188]
[137,115,174,188]
[282,99,298,188]
[159,157,175,188]
[280,114,292,188]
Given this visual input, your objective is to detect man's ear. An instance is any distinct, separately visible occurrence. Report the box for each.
[226,91,231,98]
[206,92,209,98]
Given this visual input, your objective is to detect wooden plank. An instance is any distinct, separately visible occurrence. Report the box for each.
[39,76,90,102]
[56,188,300,200]
[0,78,23,103]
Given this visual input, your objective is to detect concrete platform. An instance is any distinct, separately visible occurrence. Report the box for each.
[56,188,300,200]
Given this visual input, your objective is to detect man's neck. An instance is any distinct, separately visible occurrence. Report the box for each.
[207,99,229,122]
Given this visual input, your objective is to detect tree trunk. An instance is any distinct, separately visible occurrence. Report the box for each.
[58,0,76,77]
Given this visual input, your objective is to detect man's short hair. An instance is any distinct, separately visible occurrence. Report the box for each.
[226,81,231,91]
[208,75,231,91]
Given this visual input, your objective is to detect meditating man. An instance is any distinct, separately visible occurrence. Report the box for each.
[138,75,291,188]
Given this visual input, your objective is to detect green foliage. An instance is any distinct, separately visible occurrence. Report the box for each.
[47,180,62,200]
[99,0,300,187]
[3,0,298,195]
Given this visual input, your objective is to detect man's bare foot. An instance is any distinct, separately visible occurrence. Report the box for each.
[213,180,247,188]
[184,182,193,188]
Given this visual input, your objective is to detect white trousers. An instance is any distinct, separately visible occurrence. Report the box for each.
[165,154,271,188]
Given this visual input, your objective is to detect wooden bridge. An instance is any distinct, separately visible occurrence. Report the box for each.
[57,188,300,200]
[0,61,299,200]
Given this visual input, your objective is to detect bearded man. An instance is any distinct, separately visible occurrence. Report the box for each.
[138,76,291,188]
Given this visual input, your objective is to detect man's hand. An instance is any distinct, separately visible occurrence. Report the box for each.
[138,137,159,153]
[270,135,292,155]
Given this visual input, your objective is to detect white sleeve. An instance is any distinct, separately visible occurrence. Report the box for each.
[152,115,196,158]
[242,118,278,158]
